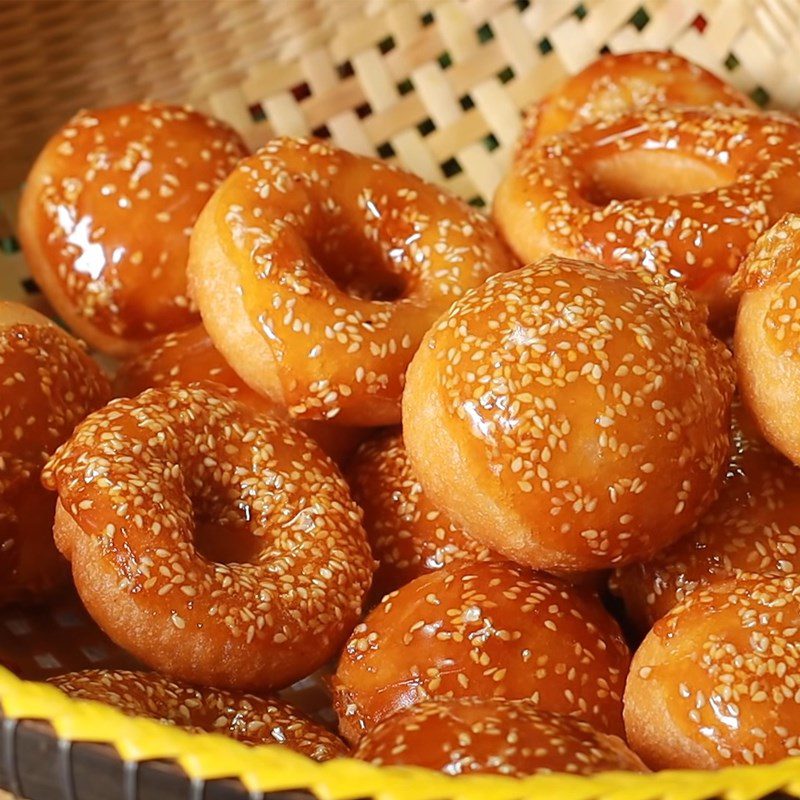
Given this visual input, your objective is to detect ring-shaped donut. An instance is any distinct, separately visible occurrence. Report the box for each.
[50,669,347,759]
[43,385,374,691]
[188,137,516,426]
[519,51,751,152]
[495,107,800,325]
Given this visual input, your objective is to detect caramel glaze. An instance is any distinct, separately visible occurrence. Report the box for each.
[0,302,110,604]
[495,107,800,326]
[333,561,631,744]
[43,385,374,691]
[18,102,249,356]
[520,51,751,152]
[115,324,363,464]
[355,699,647,777]
[625,575,800,769]
[613,398,800,630]
[188,137,517,426]
[402,257,734,572]
[733,214,800,464]
[347,429,494,599]
[50,669,347,759]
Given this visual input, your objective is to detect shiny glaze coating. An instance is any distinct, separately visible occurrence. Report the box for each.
[403,257,734,571]
[18,102,249,356]
[49,669,347,759]
[520,51,750,151]
[733,214,800,464]
[624,575,800,769]
[43,385,374,691]
[115,325,363,464]
[0,302,110,605]
[613,399,800,630]
[333,561,631,743]
[495,107,800,325]
[355,699,646,777]
[188,137,516,426]
[347,429,493,599]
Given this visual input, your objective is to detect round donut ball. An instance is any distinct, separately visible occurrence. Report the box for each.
[355,699,647,777]
[403,256,735,572]
[333,561,631,743]
[49,669,347,759]
[624,575,800,769]
[115,324,363,464]
[613,398,800,631]
[18,102,249,357]
[0,301,110,605]
[347,429,494,599]
[733,214,800,465]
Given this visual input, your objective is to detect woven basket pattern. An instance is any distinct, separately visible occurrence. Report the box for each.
[1,0,799,201]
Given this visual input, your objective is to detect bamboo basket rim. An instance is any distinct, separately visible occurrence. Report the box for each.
[3,1,800,798]
[3,666,800,799]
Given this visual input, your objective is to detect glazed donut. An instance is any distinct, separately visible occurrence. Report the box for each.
[347,429,493,598]
[495,107,800,325]
[333,561,631,743]
[624,575,800,768]
[403,256,734,572]
[520,51,751,152]
[355,699,646,777]
[18,102,249,356]
[733,214,800,464]
[42,385,374,691]
[49,669,346,759]
[0,301,110,605]
[115,324,363,464]
[612,398,800,631]
[188,137,516,426]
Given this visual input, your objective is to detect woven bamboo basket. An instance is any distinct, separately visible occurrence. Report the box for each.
[1,0,800,798]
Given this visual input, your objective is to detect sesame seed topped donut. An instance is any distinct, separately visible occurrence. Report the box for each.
[624,575,800,768]
[495,107,800,326]
[333,561,631,743]
[49,669,347,760]
[188,137,516,426]
[18,102,249,356]
[612,398,800,631]
[42,384,374,691]
[114,324,363,464]
[403,256,734,572]
[347,429,494,599]
[0,301,110,605]
[520,51,751,152]
[733,214,800,464]
[355,699,647,777]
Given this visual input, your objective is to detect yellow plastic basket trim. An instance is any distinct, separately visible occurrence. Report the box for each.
[2,667,800,800]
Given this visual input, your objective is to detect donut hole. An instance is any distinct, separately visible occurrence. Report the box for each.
[582,150,735,204]
[307,224,409,302]
[193,512,265,565]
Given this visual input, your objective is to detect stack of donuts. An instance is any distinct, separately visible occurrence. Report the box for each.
[6,51,800,775]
